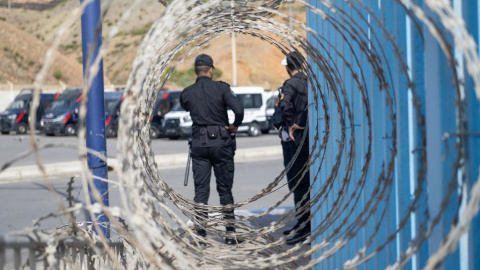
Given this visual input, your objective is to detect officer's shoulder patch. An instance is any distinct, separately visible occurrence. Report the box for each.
[216,80,230,87]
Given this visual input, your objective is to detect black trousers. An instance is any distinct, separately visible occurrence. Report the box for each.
[191,143,236,231]
[284,130,311,232]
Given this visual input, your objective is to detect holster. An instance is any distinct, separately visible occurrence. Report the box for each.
[199,127,207,144]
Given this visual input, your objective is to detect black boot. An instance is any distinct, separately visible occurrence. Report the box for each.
[196,229,207,247]
[283,223,300,235]
[225,226,243,245]
[286,228,310,245]
[225,237,243,245]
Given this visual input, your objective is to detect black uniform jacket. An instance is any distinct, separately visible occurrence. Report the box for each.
[279,72,308,127]
[180,76,244,147]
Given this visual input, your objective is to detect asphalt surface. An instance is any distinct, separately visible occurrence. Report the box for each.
[0,131,293,233]
[0,158,293,233]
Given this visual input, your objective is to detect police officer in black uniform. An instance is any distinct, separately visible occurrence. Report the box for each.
[278,51,311,245]
[180,54,244,245]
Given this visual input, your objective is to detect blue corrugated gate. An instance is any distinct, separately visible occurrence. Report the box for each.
[306,0,480,269]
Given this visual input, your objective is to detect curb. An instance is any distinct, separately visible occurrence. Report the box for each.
[0,145,282,182]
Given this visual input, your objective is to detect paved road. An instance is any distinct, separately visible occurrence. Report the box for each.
[0,158,292,234]
[0,131,280,166]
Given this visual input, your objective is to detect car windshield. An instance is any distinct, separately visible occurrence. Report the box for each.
[49,90,82,114]
[266,96,276,109]
[50,100,75,114]
[170,102,185,112]
[105,98,119,113]
[8,99,29,110]
[237,93,263,109]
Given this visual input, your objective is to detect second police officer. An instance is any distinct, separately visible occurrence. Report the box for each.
[278,51,311,245]
[180,54,244,246]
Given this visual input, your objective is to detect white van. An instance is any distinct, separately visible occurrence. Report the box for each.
[162,86,272,139]
[227,86,271,136]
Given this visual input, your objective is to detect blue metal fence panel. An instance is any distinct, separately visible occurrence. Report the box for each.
[408,1,430,268]
[463,0,480,269]
[307,0,479,269]
[423,2,460,268]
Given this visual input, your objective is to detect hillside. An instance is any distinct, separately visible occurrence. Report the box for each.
[0,0,306,90]
[0,20,83,85]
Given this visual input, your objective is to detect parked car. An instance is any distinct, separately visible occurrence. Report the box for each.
[162,102,192,139]
[0,89,58,135]
[150,90,182,139]
[162,86,271,139]
[104,91,124,138]
[41,87,82,136]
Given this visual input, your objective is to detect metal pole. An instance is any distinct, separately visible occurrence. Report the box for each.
[7,81,13,101]
[80,0,109,238]
[289,1,293,50]
[231,33,237,87]
[231,0,237,87]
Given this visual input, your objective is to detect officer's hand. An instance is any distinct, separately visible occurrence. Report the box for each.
[226,125,238,133]
[288,124,305,141]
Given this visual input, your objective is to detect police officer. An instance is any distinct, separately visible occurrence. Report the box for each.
[180,54,244,245]
[278,51,311,245]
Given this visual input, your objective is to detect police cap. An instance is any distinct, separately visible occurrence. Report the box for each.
[195,54,215,69]
[282,52,305,70]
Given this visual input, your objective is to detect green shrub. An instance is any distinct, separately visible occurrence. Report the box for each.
[130,23,152,36]
[62,42,80,52]
[161,67,223,87]
[213,68,222,79]
[115,43,130,49]
[53,70,63,80]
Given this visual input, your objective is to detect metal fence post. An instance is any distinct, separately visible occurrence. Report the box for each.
[80,0,110,238]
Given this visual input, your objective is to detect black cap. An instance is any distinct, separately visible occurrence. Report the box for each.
[195,54,214,68]
[286,52,305,70]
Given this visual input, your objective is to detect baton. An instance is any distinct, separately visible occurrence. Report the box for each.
[184,138,192,186]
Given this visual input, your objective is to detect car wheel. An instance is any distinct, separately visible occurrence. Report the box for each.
[106,125,117,138]
[247,123,260,137]
[1,131,9,135]
[64,124,77,136]
[16,123,28,134]
[150,125,160,139]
